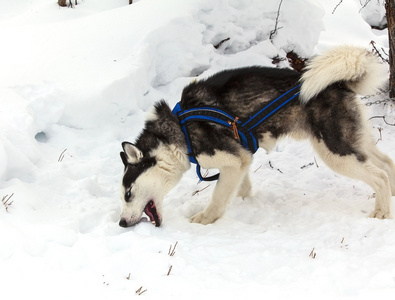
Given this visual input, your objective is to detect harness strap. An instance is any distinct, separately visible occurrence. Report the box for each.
[172,84,301,181]
[174,105,259,153]
[172,104,222,181]
[242,84,301,131]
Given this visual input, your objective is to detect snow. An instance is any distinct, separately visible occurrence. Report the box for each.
[0,0,395,299]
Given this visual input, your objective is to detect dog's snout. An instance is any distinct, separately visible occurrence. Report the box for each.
[119,219,128,227]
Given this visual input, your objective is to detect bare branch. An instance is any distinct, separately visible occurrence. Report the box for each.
[269,0,284,40]
[332,0,344,14]
[370,40,389,64]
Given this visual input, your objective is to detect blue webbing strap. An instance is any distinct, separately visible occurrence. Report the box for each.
[242,84,301,131]
[172,84,301,181]
[172,104,222,181]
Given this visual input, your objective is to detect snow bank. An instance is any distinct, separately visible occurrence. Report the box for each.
[0,0,326,182]
[357,0,387,28]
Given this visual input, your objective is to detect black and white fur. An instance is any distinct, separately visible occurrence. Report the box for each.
[119,45,394,227]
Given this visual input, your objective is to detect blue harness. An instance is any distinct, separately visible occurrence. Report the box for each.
[172,84,301,181]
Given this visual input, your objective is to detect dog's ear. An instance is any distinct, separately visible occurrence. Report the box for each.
[120,151,128,167]
[121,142,143,165]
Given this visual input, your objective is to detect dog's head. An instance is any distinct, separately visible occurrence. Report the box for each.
[119,142,165,228]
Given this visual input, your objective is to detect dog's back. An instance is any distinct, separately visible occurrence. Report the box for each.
[181,66,301,119]
[179,46,388,154]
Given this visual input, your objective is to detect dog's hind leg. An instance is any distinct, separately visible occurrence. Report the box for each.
[311,139,392,219]
[237,172,252,199]
[366,144,395,196]
[191,149,252,225]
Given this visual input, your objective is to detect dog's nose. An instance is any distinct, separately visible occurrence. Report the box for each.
[119,219,128,227]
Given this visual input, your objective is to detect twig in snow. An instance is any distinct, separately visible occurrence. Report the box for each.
[136,286,147,296]
[192,185,210,196]
[340,237,349,249]
[126,273,131,280]
[2,193,14,212]
[300,162,314,169]
[375,127,383,144]
[269,161,283,174]
[254,165,262,173]
[167,265,173,276]
[314,156,319,168]
[168,241,178,256]
[214,37,230,49]
[309,247,317,259]
[58,149,67,162]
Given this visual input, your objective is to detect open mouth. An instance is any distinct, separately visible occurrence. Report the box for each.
[144,200,161,227]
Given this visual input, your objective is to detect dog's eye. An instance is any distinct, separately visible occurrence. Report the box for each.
[125,190,132,201]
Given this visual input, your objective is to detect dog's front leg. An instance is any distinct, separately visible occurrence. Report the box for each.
[191,150,251,225]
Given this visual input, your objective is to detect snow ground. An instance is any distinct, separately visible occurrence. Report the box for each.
[1,0,395,299]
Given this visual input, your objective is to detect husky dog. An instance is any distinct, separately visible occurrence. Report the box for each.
[119,45,394,227]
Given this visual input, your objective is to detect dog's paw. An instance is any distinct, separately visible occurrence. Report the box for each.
[190,211,218,225]
[369,209,392,219]
[237,190,251,199]
[237,178,252,199]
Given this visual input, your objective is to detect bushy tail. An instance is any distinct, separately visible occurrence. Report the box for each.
[299,45,388,104]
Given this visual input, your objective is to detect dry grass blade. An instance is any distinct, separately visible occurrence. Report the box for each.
[309,247,317,259]
[167,265,173,276]
[168,241,178,256]
[376,127,383,145]
[192,185,210,196]
[136,286,147,296]
[58,149,67,162]
[314,156,319,168]
[2,193,14,212]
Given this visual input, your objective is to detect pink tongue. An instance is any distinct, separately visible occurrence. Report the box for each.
[144,201,156,221]
[144,200,160,227]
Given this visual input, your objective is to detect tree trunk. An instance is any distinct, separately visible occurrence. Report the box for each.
[129,0,133,4]
[58,0,67,7]
[386,0,395,97]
